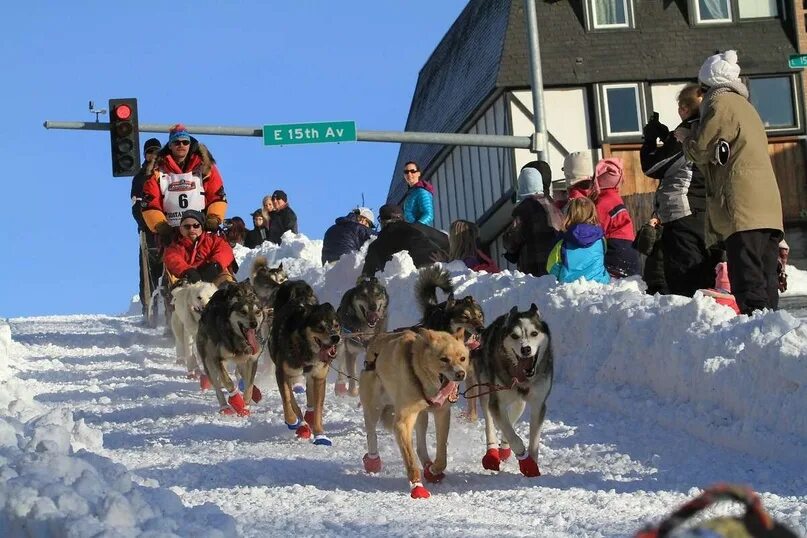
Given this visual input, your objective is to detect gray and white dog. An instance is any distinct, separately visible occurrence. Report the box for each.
[335,276,389,396]
[250,258,288,377]
[472,304,553,477]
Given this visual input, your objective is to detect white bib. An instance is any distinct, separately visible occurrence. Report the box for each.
[159,172,205,226]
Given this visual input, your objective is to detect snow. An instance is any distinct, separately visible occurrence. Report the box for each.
[4,233,807,537]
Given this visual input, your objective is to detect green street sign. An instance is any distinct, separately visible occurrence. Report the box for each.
[788,54,807,69]
[263,121,357,146]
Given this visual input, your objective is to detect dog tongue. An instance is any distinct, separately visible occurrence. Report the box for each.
[319,345,337,362]
[430,381,459,407]
[244,328,260,355]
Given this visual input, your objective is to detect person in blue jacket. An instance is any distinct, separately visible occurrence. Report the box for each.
[546,197,610,284]
[321,207,376,264]
[401,161,434,226]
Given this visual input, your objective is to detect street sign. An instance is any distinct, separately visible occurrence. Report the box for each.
[262,121,357,146]
[788,54,807,69]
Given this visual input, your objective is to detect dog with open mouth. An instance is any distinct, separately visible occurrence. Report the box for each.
[270,280,341,445]
[360,328,468,499]
[170,280,218,380]
[415,265,485,420]
[473,304,553,477]
[334,276,389,397]
[196,281,265,416]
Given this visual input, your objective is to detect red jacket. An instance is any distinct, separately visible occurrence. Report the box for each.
[569,187,635,242]
[163,232,234,277]
[141,143,227,232]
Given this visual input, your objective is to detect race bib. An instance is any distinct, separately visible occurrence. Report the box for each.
[159,172,205,226]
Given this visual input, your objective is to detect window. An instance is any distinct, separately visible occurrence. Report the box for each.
[598,83,646,140]
[585,0,634,30]
[690,0,778,24]
[748,76,799,132]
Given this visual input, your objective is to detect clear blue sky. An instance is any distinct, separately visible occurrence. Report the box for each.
[0,1,468,317]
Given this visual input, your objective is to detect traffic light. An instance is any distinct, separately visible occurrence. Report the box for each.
[108,98,140,177]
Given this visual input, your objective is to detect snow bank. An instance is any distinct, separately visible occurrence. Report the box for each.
[0,323,237,537]
[235,235,807,461]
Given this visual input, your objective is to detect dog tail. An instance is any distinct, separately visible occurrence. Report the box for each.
[415,266,453,312]
[251,256,268,277]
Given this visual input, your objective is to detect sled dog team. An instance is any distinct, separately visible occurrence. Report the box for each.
[169,258,553,499]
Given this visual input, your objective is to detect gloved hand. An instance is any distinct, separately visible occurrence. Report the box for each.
[204,216,221,232]
[198,262,222,282]
[183,268,202,283]
[155,221,174,245]
[642,118,669,143]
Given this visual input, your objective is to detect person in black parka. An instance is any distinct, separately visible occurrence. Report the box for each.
[322,207,376,264]
[361,204,449,276]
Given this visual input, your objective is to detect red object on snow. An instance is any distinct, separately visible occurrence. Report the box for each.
[518,455,541,477]
[227,392,249,416]
[499,447,512,461]
[410,483,430,499]
[304,409,315,425]
[362,453,382,473]
[199,374,212,391]
[296,423,312,439]
[423,462,445,483]
[482,448,500,471]
[250,385,262,403]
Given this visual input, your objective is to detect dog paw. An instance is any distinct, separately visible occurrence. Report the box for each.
[410,483,430,499]
[199,374,212,391]
[517,454,541,477]
[304,409,315,425]
[313,434,332,446]
[499,447,512,461]
[295,423,312,439]
[185,370,199,380]
[363,453,382,473]
[482,448,500,471]
[251,385,262,404]
[423,463,445,483]
[334,382,348,396]
[348,385,359,398]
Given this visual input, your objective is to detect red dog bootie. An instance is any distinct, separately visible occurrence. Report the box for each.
[250,385,262,403]
[363,453,382,473]
[517,453,541,477]
[304,408,315,425]
[482,448,500,471]
[296,423,312,439]
[499,447,512,461]
[334,382,348,396]
[423,463,445,483]
[410,482,430,499]
[219,406,236,415]
[199,374,212,391]
[227,391,250,417]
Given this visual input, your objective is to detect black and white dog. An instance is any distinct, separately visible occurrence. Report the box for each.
[473,304,553,477]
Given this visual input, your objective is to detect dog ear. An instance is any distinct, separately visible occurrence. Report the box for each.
[453,327,465,342]
[506,305,519,324]
[277,262,283,271]
[529,303,541,316]
[446,293,456,308]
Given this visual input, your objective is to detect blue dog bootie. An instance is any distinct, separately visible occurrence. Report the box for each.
[313,434,332,446]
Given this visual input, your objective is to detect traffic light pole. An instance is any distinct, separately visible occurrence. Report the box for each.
[43,121,534,150]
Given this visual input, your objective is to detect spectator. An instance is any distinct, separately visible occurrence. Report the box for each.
[563,150,595,201]
[261,195,274,229]
[245,209,270,249]
[633,217,669,295]
[362,204,449,276]
[321,207,376,264]
[226,216,246,247]
[677,50,784,314]
[591,158,641,277]
[448,220,499,273]
[641,84,712,296]
[141,124,227,246]
[163,210,235,287]
[503,160,563,276]
[266,190,298,245]
[401,161,434,226]
[131,137,163,322]
[546,197,610,284]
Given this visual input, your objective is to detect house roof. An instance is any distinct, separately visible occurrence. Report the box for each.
[388,0,798,203]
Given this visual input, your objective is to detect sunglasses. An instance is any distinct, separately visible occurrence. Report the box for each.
[171,140,191,146]
[403,169,419,174]
[181,223,201,230]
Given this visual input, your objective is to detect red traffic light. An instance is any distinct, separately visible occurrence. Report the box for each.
[114,104,132,120]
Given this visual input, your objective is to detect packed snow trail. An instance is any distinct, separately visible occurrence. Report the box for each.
[3,235,807,536]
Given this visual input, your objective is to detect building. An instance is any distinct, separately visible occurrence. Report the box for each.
[387,0,807,266]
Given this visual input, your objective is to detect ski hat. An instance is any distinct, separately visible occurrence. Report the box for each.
[180,209,205,226]
[698,50,741,88]
[143,138,162,152]
[595,158,625,191]
[251,209,263,218]
[356,207,376,226]
[516,160,552,201]
[378,204,403,222]
[271,190,288,202]
[715,262,731,292]
[168,124,191,143]
[563,151,594,190]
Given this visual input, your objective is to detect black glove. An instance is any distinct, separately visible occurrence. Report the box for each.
[198,262,222,282]
[204,216,221,232]
[156,221,174,245]
[183,268,202,283]
[642,119,669,143]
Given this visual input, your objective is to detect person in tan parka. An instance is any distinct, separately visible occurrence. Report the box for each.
[676,50,784,315]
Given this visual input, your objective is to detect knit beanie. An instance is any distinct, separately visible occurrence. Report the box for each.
[168,124,191,144]
[594,158,625,191]
[180,209,205,226]
[563,151,594,191]
[698,50,741,88]
[516,167,544,201]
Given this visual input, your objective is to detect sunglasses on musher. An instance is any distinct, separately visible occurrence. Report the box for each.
[181,223,201,230]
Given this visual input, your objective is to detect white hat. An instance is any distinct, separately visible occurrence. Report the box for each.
[698,50,741,87]
[357,207,375,226]
[562,151,594,190]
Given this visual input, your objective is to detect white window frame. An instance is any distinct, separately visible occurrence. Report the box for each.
[597,82,648,142]
[747,74,802,134]
[690,0,733,25]
[736,0,779,20]
[584,0,635,31]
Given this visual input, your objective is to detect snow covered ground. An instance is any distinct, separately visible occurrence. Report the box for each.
[2,233,807,537]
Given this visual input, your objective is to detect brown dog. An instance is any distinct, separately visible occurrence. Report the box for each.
[360,328,469,499]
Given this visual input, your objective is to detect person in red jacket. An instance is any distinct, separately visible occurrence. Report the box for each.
[163,210,235,286]
[141,124,228,245]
